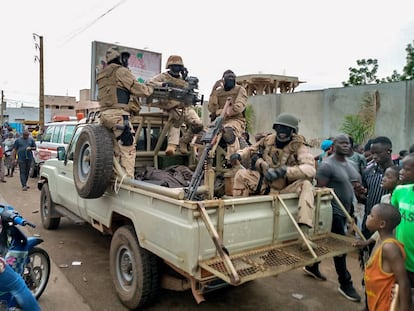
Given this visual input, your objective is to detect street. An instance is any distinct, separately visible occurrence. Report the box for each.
[0,173,366,311]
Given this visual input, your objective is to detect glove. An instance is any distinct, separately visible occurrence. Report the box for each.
[264,166,287,182]
[209,112,217,122]
[119,127,134,146]
[181,67,188,80]
[230,153,241,163]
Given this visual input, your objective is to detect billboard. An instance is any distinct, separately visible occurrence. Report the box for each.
[90,41,162,101]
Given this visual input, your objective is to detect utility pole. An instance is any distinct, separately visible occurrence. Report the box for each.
[0,90,4,126]
[34,34,44,130]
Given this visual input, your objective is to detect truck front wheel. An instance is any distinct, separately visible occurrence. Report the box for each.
[40,183,61,230]
[109,225,159,309]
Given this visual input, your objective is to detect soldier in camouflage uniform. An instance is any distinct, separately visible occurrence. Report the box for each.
[208,70,248,160]
[148,55,203,155]
[97,46,153,178]
[232,113,317,248]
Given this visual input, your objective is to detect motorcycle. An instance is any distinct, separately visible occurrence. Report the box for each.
[0,204,50,310]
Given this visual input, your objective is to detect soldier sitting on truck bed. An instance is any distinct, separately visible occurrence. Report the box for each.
[147,55,203,156]
[232,113,317,249]
[208,70,248,161]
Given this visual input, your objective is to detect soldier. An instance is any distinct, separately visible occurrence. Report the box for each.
[208,70,248,160]
[97,46,153,178]
[232,113,317,248]
[148,55,203,155]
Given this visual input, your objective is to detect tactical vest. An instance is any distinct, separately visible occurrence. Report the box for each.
[97,64,131,109]
[260,133,306,168]
[215,85,245,119]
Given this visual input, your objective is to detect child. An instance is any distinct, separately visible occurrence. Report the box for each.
[381,166,402,203]
[354,165,401,248]
[391,153,414,288]
[364,203,411,311]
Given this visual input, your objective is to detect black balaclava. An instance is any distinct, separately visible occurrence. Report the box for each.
[168,65,184,78]
[223,70,236,91]
[121,52,130,68]
[274,124,294,149]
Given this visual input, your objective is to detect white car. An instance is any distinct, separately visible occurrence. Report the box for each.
[30,118,79,178]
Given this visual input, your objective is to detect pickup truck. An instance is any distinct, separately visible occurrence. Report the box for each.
[38,111,360,310]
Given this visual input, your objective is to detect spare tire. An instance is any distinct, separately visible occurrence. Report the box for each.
[74,124,113,198]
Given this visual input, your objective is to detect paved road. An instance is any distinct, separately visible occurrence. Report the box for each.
[0,173,367,311]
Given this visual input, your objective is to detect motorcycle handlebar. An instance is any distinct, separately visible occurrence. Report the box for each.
[0,205,36,228]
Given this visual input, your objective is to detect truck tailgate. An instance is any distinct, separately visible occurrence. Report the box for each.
[199,232,356,285]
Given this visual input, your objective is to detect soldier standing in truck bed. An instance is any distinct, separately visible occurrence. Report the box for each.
[208,70,248,160]
[148,55,203,155]
[97,46,153,178]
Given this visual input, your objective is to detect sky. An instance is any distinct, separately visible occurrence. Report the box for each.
[1,0,414,106]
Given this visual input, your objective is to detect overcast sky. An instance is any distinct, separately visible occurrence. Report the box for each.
[1,0,414,106]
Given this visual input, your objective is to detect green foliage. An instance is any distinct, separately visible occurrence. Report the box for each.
[244,103,254,134]
[401,43,414,80]
[340,93,376,145]
[343,41,414,86]
[342,59,380,87]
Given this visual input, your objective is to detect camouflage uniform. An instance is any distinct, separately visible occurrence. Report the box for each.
[233,133,316,228]
[97,58,153,178]
[208,80,248,159]
[147,72,203,154]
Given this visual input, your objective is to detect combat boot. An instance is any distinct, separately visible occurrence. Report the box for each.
[165,144,177,156]
[299,224,318,251]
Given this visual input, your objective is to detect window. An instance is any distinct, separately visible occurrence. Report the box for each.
[42,126,53,142]
[64,125,76,144]
[53,126,63,143]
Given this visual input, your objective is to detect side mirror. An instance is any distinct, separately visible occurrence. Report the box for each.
[57,146,66,160]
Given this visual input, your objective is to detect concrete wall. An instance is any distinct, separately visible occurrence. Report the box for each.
[247,80,414,153]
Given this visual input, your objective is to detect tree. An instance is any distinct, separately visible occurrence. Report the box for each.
[343,41,414,86]
[401,42,414,80]
[342,59,380,87]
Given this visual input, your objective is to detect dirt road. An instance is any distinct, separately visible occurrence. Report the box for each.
[0,174,366,311]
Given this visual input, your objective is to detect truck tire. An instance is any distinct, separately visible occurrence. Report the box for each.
[74,124,113,199]
[40,183,61,230]
[110,225,159,309]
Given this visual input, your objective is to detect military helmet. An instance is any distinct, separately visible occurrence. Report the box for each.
[273,113,300,133]
[165,55,184,69]
[106,46,121,63]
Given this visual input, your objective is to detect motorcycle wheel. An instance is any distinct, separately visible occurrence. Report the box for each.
[25,247,51,299]
[109,225,159,309]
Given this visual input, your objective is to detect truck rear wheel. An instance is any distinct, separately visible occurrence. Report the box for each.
[110,225,159,309]
[74,124,113,199]
[40,183,61,230]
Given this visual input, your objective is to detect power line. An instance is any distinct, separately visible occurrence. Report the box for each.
[60,0,128,45]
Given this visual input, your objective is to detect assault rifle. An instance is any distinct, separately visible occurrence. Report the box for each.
[146,76,203,106]
[185,99,231,200]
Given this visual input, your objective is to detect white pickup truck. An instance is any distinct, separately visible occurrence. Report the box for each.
[38,112,358,310]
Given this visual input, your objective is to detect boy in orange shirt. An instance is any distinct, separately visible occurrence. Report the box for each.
[364,203,411,311]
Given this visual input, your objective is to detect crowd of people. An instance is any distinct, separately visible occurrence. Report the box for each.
[0,126,37,191]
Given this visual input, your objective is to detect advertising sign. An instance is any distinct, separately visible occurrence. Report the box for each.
[90,41,162,100]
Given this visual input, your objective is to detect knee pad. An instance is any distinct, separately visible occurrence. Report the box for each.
[222,127,236,144]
